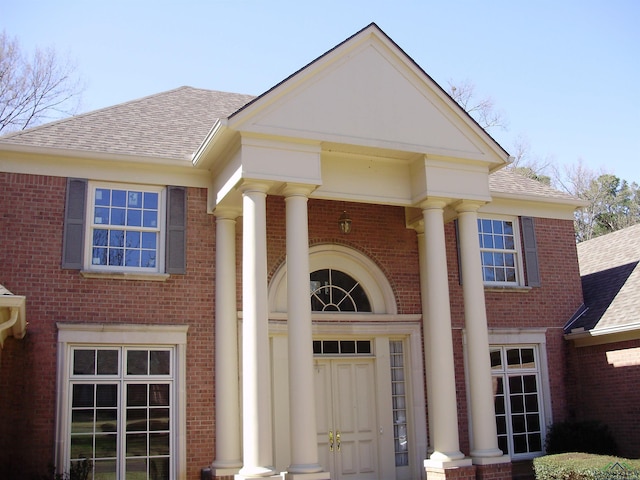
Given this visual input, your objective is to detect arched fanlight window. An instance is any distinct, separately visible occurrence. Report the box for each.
[310,269,371,312]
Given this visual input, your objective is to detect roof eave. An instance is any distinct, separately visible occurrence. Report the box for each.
[0,142,193,166]
[565,322,640,346]
[191,118,229,168]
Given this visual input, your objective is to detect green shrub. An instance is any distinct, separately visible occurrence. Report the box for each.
[534,453,640,480]
[545,420,618,455]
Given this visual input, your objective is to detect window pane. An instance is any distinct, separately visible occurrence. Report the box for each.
[72,409,94,433]
[128,191,142,208]
[340,341,356,354]
[71,435,94,459]
[127,409,147,432]
[143,210,158,228]
[126,458,147,476]
[111,208,125,226]
[357,341,371,354]
[521,349,535,368]
[126,433,148,456]
[73,384,95,407]
[127,384,147,407]
[150,408,170,431]
[142,232,156,249]
[93,229,108,246]
[94,459,117,479]
[150,384,170,406]
[96,385,117,407]
[127,209,142,227]
[95,188,110,206]
[108,248,124,267]
[96,409,117,433]
[95,207,109,224]
[150,458,170,480]
[95,433,117,458]
[150,351,170,375]
[144,192,158,210]
[490,350,502,369]
[74,350,96,375]
[150,432,170,455]
[128,351,148,375]
[112,190,126,207]
[125,249,141,267]
[506,349,521,367]
[97,350,118,375]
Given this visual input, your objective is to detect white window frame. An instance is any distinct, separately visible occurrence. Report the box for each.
[55,323,188,479]
[477,215,525,287]
[84,182,167,274]
[466,329,553,461]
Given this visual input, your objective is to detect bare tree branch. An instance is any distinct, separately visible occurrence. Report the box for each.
[0,30,84,133]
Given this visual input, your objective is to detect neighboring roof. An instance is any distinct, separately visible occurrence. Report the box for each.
[566,223,640,338]
[0,86,255,160]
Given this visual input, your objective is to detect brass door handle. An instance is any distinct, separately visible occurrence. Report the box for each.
[329,430,334,451]
[336,431,341,451]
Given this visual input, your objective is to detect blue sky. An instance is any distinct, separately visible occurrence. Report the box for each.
[4,0,639,183]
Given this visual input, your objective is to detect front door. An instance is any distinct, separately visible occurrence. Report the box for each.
[315,358,379,480]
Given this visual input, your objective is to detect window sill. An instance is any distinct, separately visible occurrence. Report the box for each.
[484,285,532,293]
[80,271,171,282]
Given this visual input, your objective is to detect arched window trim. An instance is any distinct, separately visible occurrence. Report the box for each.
[268,244,397,314]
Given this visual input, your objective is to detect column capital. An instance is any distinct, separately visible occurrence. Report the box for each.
[453,200,486,214]
[213,206,241,220]
[419,197,451,211]
[282,183,316,198]
[239,179,272,195]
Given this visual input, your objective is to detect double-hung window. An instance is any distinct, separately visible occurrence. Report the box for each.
[62,179,186,275]
[478,217,520,285]
[89,185,164,272]
[476,216,540,287]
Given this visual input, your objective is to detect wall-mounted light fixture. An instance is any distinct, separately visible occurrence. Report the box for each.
[338,210,352,234]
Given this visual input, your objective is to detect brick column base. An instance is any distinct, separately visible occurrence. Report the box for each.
[475,462,512,480]
[425,464,477,480]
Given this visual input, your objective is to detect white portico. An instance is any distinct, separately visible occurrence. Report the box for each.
[196,24,511,480]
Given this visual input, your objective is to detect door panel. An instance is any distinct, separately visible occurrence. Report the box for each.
[315,359,378,480]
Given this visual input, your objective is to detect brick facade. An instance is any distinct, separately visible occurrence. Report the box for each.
[0,171,585,478]
[566,338,640,458]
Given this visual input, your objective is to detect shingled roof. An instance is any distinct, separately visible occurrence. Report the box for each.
[566,223,640,336]
[0,86,255,160]
[0,86,582,203]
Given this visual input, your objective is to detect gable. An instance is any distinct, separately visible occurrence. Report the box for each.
[228,25,508,167]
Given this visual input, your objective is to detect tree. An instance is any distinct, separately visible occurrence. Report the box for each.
[555,161,640,241]
[447,79,507,132]
[0,31,83,133]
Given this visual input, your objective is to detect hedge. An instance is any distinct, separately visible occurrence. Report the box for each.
[534,453,640,480]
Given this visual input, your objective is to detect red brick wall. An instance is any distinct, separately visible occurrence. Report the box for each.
[0,172,216,479]
[566,339,640,459]
[0,173,584,476]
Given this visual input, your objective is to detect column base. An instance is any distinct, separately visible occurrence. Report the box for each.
[234,474,281,480]
[211,465,240,480]
[283,471,331,480]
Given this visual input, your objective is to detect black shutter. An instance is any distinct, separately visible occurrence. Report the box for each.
[521,216,541,287]
[62,178,87,269]
[166,186,186,274]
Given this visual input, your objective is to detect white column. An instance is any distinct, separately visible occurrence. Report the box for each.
[238,182,277,478]
[283,185,329,480]
[420,200,468,466]
[211,210,242,476]
[456,203,505,462]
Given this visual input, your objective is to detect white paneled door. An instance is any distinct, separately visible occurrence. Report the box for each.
[315,359,379,480]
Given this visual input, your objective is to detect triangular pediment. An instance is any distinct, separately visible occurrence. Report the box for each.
[228,24,508,165]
